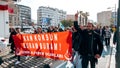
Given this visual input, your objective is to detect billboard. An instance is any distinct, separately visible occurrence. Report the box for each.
[42,18,51,25]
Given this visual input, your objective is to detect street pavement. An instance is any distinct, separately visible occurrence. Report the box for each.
[0,46,65,68]
[96,33,116,68]
[0,33,116,68]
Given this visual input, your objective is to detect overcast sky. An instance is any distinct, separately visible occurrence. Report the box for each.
[18,0,118,22]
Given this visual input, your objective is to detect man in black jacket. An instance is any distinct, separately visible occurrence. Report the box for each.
[74,13,103,68]
[97,26,105,43]
[9,28,17,53]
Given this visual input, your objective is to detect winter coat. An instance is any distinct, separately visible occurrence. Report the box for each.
[72,31,82,51]
[74,21,103,56]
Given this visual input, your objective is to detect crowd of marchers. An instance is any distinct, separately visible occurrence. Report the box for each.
[0,12,117,68]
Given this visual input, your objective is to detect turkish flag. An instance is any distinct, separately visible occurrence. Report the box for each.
[8,7,14,13]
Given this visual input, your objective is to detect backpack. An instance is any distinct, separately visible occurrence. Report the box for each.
[72,32,82,51]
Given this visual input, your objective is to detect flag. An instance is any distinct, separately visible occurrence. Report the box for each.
[59,22,65,30]
[8,7,14,14]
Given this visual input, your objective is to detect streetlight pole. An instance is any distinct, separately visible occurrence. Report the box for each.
[115,4,117,26]
[116,0,120,68]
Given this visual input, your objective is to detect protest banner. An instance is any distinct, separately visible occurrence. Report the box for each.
[13,31,72,60]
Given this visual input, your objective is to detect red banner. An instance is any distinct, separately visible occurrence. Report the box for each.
[13,31,72,60]
[0,5,8,10]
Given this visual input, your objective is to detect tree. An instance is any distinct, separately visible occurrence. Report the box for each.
[61,20,73,27]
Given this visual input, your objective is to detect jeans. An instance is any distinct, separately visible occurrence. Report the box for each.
[105,38,110,46]
[17,56,20,61]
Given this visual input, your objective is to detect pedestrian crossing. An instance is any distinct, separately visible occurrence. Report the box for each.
[0,47,57,68]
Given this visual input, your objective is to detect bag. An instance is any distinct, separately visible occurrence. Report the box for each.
[73,52,82,68]
[72,32,82,51]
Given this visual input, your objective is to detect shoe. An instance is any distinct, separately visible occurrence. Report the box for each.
[15,61,20,64]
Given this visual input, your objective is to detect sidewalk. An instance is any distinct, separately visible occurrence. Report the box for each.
[96,45,116,68]
[97,33,116,68]
[110,45,116,68]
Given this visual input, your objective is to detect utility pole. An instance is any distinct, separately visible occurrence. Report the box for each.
[115,4,117,26]
[116,0,120,68]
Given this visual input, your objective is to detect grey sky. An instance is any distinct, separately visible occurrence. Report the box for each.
[18,0,118,22]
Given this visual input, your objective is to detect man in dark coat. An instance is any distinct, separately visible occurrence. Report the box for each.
[74,13,103,68]
[97,26,105,42]
[9,28,17,53]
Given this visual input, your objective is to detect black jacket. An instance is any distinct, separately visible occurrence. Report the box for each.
[9,31,17,43]
[97,29,105,38]
[74,21,103,56]
[72,31,82,51]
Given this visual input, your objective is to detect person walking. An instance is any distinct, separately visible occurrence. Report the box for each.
[9,28,17,53]
[15,27,22,64]
[74,12,103,68]
[98,26,105,43]
[104,26,111,46]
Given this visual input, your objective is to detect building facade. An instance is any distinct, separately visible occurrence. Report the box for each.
[66,15,75,21]
[8,3,18,26]
[97,11,112,26]
[78,11,89,26]
[16,4,31,26]
[8,4,31,29]
[111,12,117,26]
[37,6,66,28]
[0,0,21,37]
